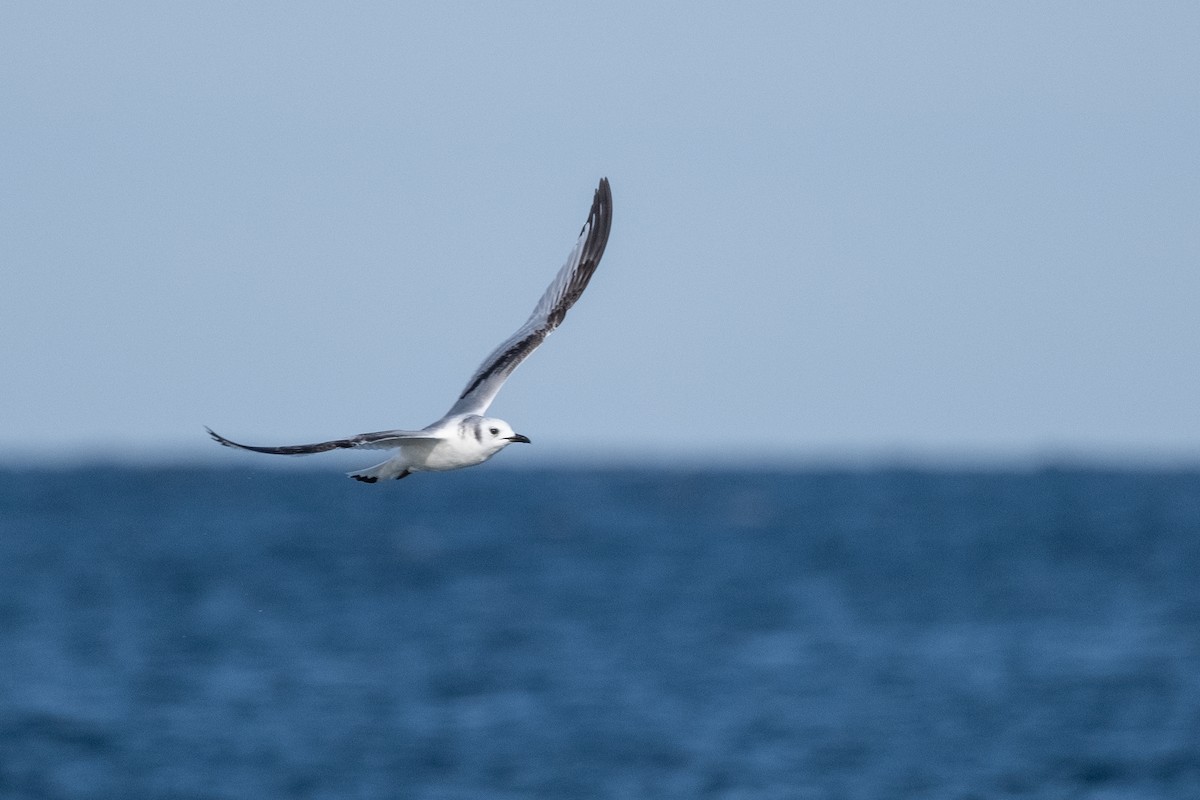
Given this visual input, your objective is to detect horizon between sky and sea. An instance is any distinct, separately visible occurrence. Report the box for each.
[3,3,1198,797]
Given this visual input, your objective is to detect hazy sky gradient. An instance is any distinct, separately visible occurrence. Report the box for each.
[2,3,1197,463]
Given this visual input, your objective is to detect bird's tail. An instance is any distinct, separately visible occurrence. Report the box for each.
[349,459,412,483]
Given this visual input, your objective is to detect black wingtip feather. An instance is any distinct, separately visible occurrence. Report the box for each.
[206,426,236,448]
[204,425,354,456]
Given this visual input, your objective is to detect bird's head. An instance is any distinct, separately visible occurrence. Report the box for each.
[478,417,531,449]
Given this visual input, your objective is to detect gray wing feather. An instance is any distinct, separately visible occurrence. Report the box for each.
[206,426,437,456]
[446,177,613,418]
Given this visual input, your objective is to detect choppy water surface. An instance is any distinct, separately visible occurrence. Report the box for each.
[1,465,1198,798]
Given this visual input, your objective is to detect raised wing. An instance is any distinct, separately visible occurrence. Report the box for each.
[446,177,613,418]
[206,426,438,456]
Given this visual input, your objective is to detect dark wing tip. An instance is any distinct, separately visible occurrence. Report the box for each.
[582,177,613,274]
[204,426,352,456]
[586,178,613,252]
[553,177,612,324]
[206,426,237,448]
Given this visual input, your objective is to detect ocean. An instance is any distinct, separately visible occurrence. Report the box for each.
[1,464,1198,798]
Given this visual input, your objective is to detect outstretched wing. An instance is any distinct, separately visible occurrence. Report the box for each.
[206,426,438,456]
[445,177,613,418]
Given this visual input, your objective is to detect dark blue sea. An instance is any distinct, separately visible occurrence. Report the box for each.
[2,465,1198,799]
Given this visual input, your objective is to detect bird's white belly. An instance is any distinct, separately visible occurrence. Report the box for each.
[409,438,495,472]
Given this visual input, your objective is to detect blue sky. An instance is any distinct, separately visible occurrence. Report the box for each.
[2,3,1197,463]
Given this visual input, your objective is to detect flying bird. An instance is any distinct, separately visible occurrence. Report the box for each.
[207,178,613,482]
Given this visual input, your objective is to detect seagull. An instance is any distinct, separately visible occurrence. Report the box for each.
[207,178,613,483]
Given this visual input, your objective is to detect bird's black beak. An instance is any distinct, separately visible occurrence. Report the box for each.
[506,434,531,444]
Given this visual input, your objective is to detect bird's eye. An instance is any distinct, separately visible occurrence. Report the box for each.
[489,427,499,435]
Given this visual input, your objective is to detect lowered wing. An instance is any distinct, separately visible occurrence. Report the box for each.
[205,426,438,456]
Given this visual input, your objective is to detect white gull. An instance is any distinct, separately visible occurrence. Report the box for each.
[207,178,613,482]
